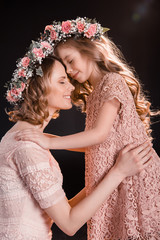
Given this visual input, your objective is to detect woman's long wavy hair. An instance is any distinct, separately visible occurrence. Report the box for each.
[55,36,159,139]
[7,56,63,125]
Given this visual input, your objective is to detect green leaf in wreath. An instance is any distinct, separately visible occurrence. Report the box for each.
[102,27,110,33]
[36,66,43,77]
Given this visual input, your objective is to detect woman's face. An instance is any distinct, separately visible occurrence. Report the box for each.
[57,46,93,83]
[47,60,75,113]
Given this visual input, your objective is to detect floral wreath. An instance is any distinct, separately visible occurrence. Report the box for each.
[5,17,109,104]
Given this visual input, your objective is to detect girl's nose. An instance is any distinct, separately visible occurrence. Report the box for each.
[67,67,73,75]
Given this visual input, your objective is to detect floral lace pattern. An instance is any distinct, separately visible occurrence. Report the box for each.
[0,132,65,240]
[85,72,160,239]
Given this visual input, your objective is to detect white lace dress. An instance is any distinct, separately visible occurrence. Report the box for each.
[0,131,66,240]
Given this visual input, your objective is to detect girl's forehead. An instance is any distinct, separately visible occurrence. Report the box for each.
[58,47,78,59]
[57,46,76,58]
[58,43,75,52]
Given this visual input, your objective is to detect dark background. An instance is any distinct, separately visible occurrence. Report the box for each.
[0,0,160,239]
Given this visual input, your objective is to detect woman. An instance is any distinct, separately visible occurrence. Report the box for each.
[0,49,152,239]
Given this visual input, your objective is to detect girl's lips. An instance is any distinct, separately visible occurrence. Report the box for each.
[72,71,79,79]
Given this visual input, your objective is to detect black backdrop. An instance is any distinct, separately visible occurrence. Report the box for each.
[0,0,160,239]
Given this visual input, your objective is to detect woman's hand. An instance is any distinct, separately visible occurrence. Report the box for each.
[113,141,153,179]
[15,129,56,149]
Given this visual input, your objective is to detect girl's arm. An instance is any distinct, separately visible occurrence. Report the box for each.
[15,98,120,150]
[68,188,86,207]
[44,133,85,152]
[44,142,152,236]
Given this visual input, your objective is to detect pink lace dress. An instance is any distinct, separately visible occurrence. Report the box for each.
[85,72,160,240]
[0,131,66,240]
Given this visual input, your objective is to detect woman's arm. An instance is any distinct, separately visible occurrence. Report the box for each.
[44,142,152,236]
[15,98,120,150]
[46,166,122,236]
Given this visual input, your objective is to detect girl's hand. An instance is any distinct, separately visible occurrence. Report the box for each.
[15,129,54,149]
[113,141,153,179]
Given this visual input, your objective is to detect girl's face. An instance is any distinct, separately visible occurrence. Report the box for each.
[57,46,93,83]
[47,60,75,113]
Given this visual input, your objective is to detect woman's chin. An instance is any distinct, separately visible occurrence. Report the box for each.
[61,104,73,110]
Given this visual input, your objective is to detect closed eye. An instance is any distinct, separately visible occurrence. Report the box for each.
[59,76,66,83]
[59,76,69,84]
[68,59,73,64]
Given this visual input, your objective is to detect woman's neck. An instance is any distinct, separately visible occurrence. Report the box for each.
[8,115,52,134]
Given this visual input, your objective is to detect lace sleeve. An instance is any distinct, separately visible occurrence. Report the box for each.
[13,142,66,209]
[100,72,132,109]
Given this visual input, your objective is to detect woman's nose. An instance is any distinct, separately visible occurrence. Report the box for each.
[67,81,75,91]
[71,83,75,91]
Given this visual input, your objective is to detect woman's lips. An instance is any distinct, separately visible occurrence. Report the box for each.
[64,95,71,99]
[64,95,71,102]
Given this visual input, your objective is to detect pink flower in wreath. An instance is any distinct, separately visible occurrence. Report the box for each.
[6,88,20,102]
[41,41,52,50]
[32,48,45,58]
[77,22,85,33]
[61,21,72,34]
[85,24,97,38]
[50,29,57,40]
[21,57,30,67]
[44,25,57,40]
[6,82,26,102]
[45,25,54,31]
[18,69,26,77]
[6,90,18,102]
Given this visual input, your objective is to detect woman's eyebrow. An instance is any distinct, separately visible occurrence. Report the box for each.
[59,76,66,80]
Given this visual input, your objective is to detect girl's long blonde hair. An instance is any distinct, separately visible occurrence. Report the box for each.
[56,36,159,139]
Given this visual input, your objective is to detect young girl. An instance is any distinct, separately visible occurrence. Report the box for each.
[15,18,160,239]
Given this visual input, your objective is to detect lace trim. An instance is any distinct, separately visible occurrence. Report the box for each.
[19,161,52,175]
